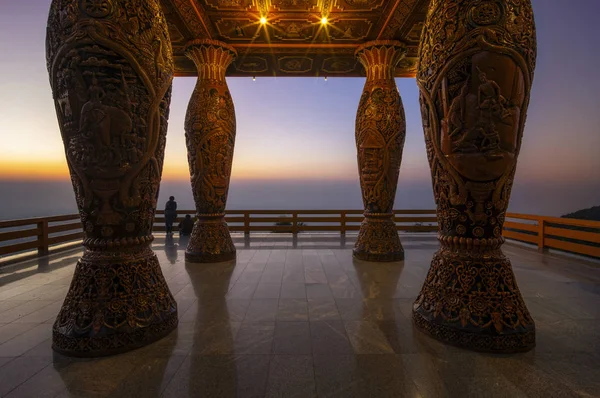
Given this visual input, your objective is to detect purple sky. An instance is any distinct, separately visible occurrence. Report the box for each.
[0,0,598,214]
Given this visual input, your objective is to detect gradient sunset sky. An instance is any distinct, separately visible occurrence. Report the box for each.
[0,1,599,188]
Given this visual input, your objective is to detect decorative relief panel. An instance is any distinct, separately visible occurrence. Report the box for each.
[169,0,215,37]
[406,22,424,42]
[216,19,262,40]
[167,22,186,45]
[234,56,269,72]
[329,19,372,41]
[272,20,315,41]
[278,56,313,73]
[271,0,318,11]
[203,0,254,10]
[322,57,356,73]
[335,0,385,11]
[378,0,420,39]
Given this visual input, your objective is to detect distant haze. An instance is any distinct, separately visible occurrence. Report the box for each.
[0,176,598,221]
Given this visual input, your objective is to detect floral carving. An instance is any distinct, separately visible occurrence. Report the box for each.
[413,0,537,353]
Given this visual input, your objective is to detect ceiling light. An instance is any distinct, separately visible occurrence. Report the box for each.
[260,16,267,25]
[321,17,328,25]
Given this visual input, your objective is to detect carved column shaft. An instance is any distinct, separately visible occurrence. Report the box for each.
[184,39,237,263]
[46,0,177,356]
[353,41,407,262]
[413,0,537,352]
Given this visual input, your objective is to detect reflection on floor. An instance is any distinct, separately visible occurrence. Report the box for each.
[0,233,599,397]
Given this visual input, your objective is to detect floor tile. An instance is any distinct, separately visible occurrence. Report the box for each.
[277,299,308,321]
[266,355,316,398]
[0,356,53,396]
[234,322,275,354]
[273,322,311,355]
[0,234,598,398]
[310,321,354,355]
[307,299,341,321]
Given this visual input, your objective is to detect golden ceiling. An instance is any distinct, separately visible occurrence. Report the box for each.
[160,0,429,77]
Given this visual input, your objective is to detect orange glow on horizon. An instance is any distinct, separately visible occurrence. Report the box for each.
[0,159,70,180]
[0,156,593,186]
[0,158,361,181]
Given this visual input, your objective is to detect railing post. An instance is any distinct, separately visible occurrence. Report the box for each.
[244,212,250,236]
[340,212,346,235]
[537,218,546,253]
[292,212,298,235]
[37,220,49,256]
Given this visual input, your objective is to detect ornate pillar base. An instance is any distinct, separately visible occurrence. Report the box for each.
[185,215,236,263]
[52,246,178,357]
[353,214,404,262]
[412,242,535,353]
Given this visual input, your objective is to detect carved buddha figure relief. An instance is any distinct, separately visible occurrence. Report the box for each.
[358,132,385,211]
[441,52,524,183]
[286,23,301,38]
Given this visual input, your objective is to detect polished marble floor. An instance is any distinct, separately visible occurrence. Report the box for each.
[0,233,599,397]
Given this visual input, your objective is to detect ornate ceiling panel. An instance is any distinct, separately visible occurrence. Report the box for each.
[161,0,429,77]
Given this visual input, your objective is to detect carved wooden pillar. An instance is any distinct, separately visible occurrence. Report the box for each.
[413,0,537,352]
[184,40,237,263]
[353,41,407,262]
[46,0,178,356]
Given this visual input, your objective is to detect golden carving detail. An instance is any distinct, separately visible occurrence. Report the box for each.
[217,19,261,40]
[278,56,313,73]
[353,41,407,262]
[255,0,271,15]
[46,0,177,356]
[337,0,384,11]
[406,22,424,42]
[272,20,314,41]
[162,0,425,76]
[413,0,537,353]
[234,56,269,73]
[329,20,372,41]
[271,0,318,11]
[184,39,237,263]
[169,0,215,38]
[318,0,333,17]
[322,57,356,74]
[378,0,419,39]
[204,0,254,10]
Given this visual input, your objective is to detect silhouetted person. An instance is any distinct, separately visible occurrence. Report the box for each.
[164,196,177,235]
[179,214,194,236]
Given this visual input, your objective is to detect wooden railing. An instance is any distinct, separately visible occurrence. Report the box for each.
[0,210,599,262]
[0,214,82,258]
[503,213,600,258]
[153,209,438,234]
